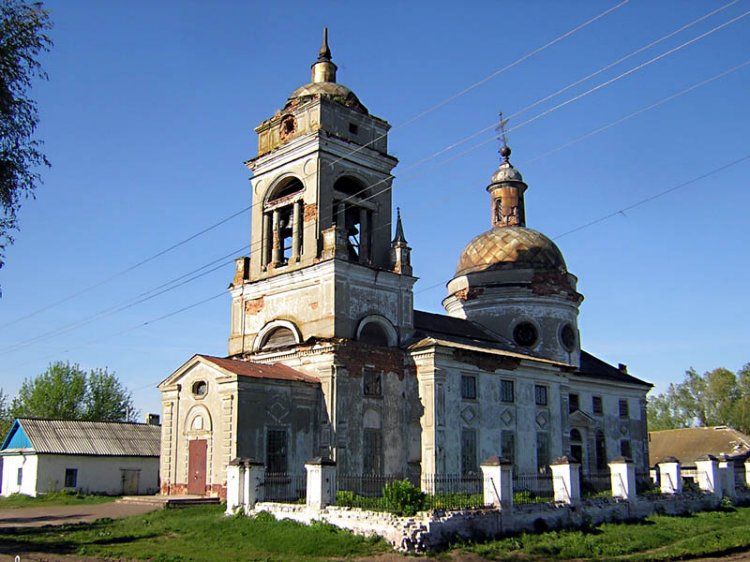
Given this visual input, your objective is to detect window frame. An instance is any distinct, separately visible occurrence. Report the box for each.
[620,439,632,459]
[461,428,478,476]
[461,374,477,400]
[500,379,514,403]
[363,366,382,398]
[265,427,289,474]
[592,395,604,415]
[619,398,629,418]
[65,468,78,488]
[569,392,580,413]
[534,384,548,406]
[17,467,22,486]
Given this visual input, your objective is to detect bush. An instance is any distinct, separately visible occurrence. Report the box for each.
[336,490,357,506]
[382,480,426,516]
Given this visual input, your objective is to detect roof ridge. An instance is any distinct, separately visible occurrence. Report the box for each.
[17,417,152,427]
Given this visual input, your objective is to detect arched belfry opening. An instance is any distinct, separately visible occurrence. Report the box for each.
[333,176,373,263]
[262,177,305,268]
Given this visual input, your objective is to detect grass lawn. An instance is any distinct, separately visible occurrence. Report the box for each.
[0,505,388,562]
[0,491,116,509]
[460,504,750,561]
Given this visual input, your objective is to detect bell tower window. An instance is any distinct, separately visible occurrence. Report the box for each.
[333,176,374,263]
[263,177,304,268]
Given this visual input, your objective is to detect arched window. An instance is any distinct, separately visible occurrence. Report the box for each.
[263,177,304,268]
[570,429,582,442]
[333,176,372,263]
[595,431,607,471]
[359,323,390,346]
[260,327,297,350]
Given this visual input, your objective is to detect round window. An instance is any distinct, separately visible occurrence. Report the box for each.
[192,381,207,397]
[560,324,576,351]
[513,322,538,347]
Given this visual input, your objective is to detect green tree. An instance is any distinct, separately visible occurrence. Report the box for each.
[9,361,137,422]
[0,388,10,438]
[647,364,750,434]
[0,1,52,278]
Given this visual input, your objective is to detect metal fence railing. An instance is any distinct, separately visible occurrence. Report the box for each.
[582,472,611,497]
[261,472,306,503]
[512,473,554,504]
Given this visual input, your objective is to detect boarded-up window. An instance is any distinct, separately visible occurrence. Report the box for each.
[461,375,477,400]
[363,367,382,397]
[536,432,550,473]
[363,429,382,475]
[461,428,478,475]
[500,380,514,403]
[501,430,515,465]
[266,429,288,473]
[619,399,629,418]
[261,327,296,350]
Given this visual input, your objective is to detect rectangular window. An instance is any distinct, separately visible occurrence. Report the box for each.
[64,468,78,488]
[620,440,632,459]
[17,467,22,486]
[363,367,382,397]
[501,430,515,465]
[536,432,550,473]
[500,380,514,403]
[266,428,288,473]
[461,375,477,400]
[461,428,478,475]
[363,429,382,475]
[534,384,548,406]
[593,396,603,415]
[348,122,359,134]
[619,399,629,418]
[569,393,580,413]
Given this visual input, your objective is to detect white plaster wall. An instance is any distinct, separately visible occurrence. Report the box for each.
[1,453,38,497]
[35,455,159,495]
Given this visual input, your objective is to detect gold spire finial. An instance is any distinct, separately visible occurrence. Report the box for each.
[311,27,337,83]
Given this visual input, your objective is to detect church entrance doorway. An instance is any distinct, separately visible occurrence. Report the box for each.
[188,439,207,495]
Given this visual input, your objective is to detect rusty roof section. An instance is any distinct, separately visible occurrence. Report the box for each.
[4,418,160,457]
[199,355,319,384]
[649,426,750,467]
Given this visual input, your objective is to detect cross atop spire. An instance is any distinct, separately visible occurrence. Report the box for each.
[318,27,332,61]
[496,112,511,162]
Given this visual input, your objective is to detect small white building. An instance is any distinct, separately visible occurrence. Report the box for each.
[0,418,161,497]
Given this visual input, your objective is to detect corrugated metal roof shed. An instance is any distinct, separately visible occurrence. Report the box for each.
[2,418,160,457]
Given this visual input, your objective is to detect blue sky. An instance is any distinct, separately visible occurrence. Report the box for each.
[1,0,749,416]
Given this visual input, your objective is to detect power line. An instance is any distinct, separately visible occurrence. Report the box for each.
[327,0,630,168]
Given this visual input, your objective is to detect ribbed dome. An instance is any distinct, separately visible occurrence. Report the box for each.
[456,226,566,276]
[490,161,523,184]
[286,82,368,114]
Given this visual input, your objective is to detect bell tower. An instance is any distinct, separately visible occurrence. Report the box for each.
[228,29,415,356]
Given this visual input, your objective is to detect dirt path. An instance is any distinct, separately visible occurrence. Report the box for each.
[0,502,158,529]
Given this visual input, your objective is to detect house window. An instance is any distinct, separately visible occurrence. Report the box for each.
[620,440,632,459]
[534,384,548,406]
[570,429,583,464]
[569,393,580,413]
[619,399,629,418]
[593,396,603,415]
[363,367,382,397]
[461,375,477,400]
[536,432,550,473]
[266,428,288,473]
[191,380,207,397]
[17,467,22,486]
[348,122,359,134]
[501,430,515,465]
[363,429,382,475]
[500,380,514,403]
[461,428,478,475]
[65,468,78,488]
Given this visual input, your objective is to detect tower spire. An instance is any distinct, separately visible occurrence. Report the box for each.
[489,111,527,228]
[393,207,407,244]
[311,27,337,83]
[318,27,332,61]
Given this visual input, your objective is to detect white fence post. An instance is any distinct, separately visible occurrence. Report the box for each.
[305,457,337,510]
[745,459,750,489]
[550,456,580,505]
[658,457,682,495]
[480,456,513,510]
[718,454,736,499]
[608,456,636,501]
[225,458,245,514]
[244,459,265,510]
[695,455,721,498]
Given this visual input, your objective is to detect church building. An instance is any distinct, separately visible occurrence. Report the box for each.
[158,30,652,497]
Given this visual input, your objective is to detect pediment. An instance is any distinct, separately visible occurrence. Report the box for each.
[157,355,234,390]
[569,409,596,427]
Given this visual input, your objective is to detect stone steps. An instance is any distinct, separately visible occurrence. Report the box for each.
[117,495,221,509]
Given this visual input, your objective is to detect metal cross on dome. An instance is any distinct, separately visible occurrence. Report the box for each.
[495,111,510,152]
